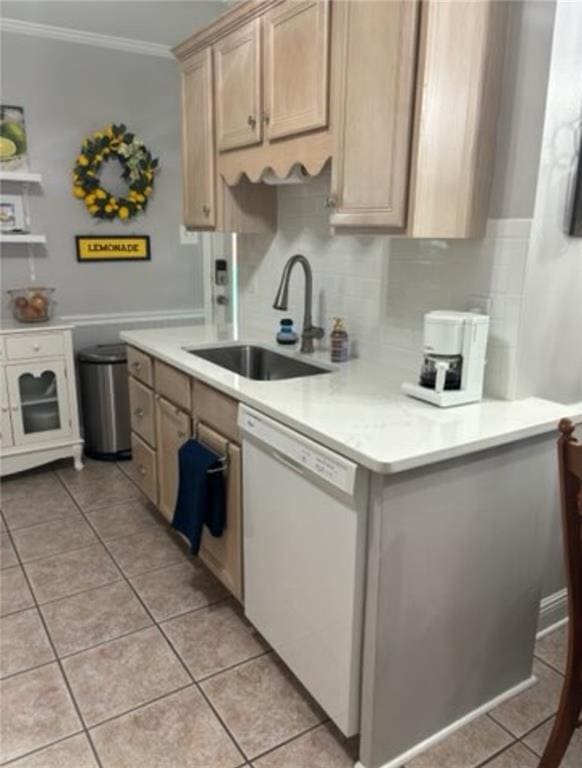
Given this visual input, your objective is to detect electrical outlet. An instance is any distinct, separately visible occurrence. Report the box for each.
[180,225,199,246]
[466,294,492,315]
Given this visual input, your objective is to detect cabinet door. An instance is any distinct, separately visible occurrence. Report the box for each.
[264,0,330,140]
[330,0,419,229]
[129,432,158,506]
[181,48,216,228]
[6,360,72,445]
[197,422,242,601]
[214,19,262,151]
[0,367,14,450]
[156,397,191,523]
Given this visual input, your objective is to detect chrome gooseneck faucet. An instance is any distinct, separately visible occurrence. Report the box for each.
[273,254,324,354]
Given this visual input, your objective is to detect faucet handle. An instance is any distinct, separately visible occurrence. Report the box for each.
[303,324,325,341]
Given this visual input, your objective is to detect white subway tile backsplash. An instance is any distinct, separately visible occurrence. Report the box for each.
[238,173,531,399]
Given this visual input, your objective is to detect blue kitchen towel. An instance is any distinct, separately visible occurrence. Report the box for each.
[172,439,226,555]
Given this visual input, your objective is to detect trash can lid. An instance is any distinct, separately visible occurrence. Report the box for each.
[78,343,127,363]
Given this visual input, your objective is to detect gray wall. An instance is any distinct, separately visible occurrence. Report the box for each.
[515,0,582,600]
[0,34,204,339]
[489,0,556,219]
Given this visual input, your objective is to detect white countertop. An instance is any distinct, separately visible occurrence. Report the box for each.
[120,324,582,475]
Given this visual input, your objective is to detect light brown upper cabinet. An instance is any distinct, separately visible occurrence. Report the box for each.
[215,19,263,151]
[175,0,508,239]
[330,0,418,229]
[263,0,330,141]
[181,48,215,228]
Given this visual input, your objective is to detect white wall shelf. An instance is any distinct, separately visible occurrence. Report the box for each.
[0,234,46,244]
[0,171,43,184]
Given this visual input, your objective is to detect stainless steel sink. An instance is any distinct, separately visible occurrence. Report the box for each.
[187,345,330,381]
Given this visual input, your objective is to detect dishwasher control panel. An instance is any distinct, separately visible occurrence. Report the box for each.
[239,406,357,495]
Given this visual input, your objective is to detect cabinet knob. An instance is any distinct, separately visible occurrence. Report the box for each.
[33,344,41,352]
[11,406,18,412]
[131,361,141,371]
[247,114,257,128]
[202,205,211,217]
[134,408,144,418]
[178,431,187,439]
[1,406,8,413]
[138,465,147,476]
[325,195,337,209]
[262,111,270,126]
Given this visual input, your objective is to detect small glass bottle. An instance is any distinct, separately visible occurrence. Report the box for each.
[276,318,298,345]
[330,318,349,362]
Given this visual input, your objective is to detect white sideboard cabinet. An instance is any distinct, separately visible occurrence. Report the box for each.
[0,322,83,476]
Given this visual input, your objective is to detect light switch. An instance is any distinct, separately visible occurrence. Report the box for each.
[180,225,199,246]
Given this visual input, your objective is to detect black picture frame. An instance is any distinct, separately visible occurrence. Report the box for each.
[75,235,151,262]
[570,136,582,237]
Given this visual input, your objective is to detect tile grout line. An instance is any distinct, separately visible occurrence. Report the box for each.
[532,651,566,678]
[192,647,272,685]
[0,508,105,768]
[9,467,570,767]
[472,738,519,768]
[53,467,250,765]
[0,730,86,767]
[244,719,333,765]
[57,468,331,766]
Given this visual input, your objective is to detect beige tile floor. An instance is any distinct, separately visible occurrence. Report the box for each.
[0,459,579,767]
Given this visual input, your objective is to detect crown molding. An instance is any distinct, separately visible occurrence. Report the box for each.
[0,17,173,59]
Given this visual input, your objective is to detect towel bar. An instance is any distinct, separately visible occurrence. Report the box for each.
[207,455,228,475]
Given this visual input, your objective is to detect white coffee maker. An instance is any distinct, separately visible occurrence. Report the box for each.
[402,310,490,407]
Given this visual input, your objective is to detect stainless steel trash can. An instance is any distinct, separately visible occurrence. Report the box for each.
[78,344,131,460]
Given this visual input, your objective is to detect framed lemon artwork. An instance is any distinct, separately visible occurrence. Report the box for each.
[0,106,29,171]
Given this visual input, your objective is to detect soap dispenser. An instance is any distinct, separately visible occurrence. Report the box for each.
[276,318,298,345]
[330,318,349,362]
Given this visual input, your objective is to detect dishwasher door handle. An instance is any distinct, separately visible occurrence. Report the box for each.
[271,449,305,477]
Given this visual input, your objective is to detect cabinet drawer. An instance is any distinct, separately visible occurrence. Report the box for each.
[130,432,158,504]
[129,376,156,447]
[127,346,153,387]
[5,333,64,361]
[192,380,239,443]
[155,360,191,411]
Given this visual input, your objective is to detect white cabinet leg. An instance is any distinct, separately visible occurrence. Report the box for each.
[73,445,84,471]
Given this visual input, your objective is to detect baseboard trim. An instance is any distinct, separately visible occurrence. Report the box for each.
[537,588,568,637]
[355,676,536,768]
[60,309,205,327]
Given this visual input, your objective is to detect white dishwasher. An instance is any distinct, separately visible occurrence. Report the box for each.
[239,405,369,736]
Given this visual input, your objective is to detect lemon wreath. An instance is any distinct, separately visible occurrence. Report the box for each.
[72,124,159,221]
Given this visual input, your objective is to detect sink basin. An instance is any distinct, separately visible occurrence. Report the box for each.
[187,345,330,381]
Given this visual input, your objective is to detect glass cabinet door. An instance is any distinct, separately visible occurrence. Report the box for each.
[6,361,72,445]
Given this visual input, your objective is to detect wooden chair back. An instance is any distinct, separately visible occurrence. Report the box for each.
[558,418,582,652]
[538,418,582,767]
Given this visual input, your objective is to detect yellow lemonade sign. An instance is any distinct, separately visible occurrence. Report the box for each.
[76,236,150,262]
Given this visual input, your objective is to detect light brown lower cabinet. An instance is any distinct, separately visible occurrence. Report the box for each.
[155,396,191,523]
[129,431,158,506]
[127,348,243,602]
[197,421,243,602]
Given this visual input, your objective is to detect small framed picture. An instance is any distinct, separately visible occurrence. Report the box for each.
[0,106,29,171]
[0,194,27,233]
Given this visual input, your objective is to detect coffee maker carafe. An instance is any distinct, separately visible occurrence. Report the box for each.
[402,311,490,407]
